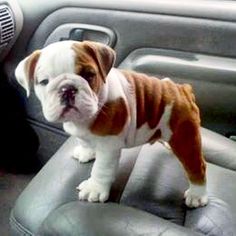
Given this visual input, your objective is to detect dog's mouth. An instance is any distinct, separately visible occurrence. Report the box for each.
[60,105,79,118]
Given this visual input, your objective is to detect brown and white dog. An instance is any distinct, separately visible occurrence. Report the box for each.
[15,40,207,208]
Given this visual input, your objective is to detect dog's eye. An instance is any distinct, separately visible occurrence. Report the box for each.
[80,68,96,81]
[39,79,49,86]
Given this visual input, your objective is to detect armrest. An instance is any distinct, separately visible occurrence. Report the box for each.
[201,128,236,171]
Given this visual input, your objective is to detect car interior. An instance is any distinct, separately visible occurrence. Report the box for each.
[0,0,236,235]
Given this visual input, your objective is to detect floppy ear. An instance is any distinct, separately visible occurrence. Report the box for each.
[15,50,41,97]
[82,41,116,82]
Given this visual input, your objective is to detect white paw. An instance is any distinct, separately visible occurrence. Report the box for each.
[77,178,110,202]
[184,184,208,208]
[73,145,95,163]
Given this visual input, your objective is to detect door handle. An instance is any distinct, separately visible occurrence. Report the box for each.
[45,23,116,47]
[60,28,84,42]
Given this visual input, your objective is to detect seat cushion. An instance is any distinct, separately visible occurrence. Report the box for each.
[120,142,236,235]
[38,202,203,236]
[10,128,236,235]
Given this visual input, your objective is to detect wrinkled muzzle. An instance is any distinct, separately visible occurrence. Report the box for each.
[35,73,99,123]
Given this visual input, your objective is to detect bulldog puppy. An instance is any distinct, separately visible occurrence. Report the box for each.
[15,40,207,208]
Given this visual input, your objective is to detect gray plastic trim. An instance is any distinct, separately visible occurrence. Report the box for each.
[21,7,236,66]
[119,48,236,85]
[17,0,236,23]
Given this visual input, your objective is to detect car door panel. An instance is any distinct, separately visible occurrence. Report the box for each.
[4,0,236,162]
[17,7,236,61]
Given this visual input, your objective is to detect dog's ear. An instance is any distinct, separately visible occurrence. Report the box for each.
[82,41,116,82]
[15,50,41,97]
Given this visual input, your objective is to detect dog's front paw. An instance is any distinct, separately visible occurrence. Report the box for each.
[77,178,110,202]
[184,184,208,208]
[73,145,95,163]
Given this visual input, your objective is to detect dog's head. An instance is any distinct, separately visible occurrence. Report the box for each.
[15,41,115,123]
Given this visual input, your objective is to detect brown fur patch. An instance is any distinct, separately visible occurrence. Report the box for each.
[122,70,206,184]
[169,120,206,184]
[122,70,166,130]
[90,97,128,136]
[168,83,206,184]
[71,41,115,94]
[25,50,41,81]
[72,43,103,94]
[82,41,115,82]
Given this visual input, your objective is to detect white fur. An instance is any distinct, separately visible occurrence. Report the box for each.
[77,178,110,202]
[134,104,173,146]
[15,41,76,97]
[36,41,75,79]
[63,122,89,138]
[104,69,129,101]
[73,144,95,163]
[35,43,99,123]
[64,117,125,202]
[133,123,158,146]
[159,103,173,142]
[15,41,99,123]
[15,56,31,97]
[184,183,208,208]
[77,137,123,202]
[38,73,98,123]
[111,70,137,146]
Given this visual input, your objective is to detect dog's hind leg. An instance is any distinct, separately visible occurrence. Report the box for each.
[169,120,208,208]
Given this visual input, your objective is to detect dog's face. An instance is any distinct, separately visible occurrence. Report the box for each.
[15,41,115,123]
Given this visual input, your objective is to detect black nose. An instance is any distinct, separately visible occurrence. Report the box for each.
[59,84,78,106]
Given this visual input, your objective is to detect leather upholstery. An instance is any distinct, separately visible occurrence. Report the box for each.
[38,203,202,236]
[10,128,236,235]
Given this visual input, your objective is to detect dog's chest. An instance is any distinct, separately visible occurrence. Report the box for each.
[63,122,93,142]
